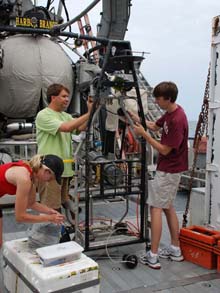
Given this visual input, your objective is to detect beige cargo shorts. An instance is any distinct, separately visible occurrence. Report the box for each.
[37,178,70,210]
[147,171,181,209]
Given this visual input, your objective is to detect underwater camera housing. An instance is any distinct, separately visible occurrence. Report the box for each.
[77,60,133,99]
[77,61,101,93]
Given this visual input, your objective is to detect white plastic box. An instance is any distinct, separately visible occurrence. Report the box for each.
[3,238,100,293]
[36,241,83,266]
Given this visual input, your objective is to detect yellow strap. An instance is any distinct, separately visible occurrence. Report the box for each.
[63,159,75,163]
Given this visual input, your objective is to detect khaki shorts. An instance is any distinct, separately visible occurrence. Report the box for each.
[147,171,181,209]
[38,178,71,210]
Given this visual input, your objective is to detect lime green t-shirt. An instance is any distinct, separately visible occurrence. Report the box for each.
[36,107,74,177]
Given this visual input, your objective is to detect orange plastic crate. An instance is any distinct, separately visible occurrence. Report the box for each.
[180,236,217,269]
[180,226,220,245]
[213,240,220,272]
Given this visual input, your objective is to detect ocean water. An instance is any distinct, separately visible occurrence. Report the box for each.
[188,120,197,138]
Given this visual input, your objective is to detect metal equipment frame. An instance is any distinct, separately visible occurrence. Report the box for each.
[72,39,149,251]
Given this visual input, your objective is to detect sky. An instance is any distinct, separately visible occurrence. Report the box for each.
[38,0,220,121]
[125,0,220,121]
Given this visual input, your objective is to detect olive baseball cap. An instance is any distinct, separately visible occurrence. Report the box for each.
[41,154,64,184]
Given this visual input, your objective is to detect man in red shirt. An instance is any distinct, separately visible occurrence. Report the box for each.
[133,81,188,269]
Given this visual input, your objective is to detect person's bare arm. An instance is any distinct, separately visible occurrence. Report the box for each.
[15,177,64,224]
[78,97,94,131]
[128,111,160,131]
[133,122,172,155]
[146,121,160,131]
[28,188,63,215]
[30,202,62,215]
[59,98,94,132]
[58,112,90,132]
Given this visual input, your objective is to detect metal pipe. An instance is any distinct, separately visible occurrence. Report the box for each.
[54,0,101,31]
[0,25,109,45]
[181,174,206,183]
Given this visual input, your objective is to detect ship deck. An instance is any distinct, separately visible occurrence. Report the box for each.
[1,191,220,292]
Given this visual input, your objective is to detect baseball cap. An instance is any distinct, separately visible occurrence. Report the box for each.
[41,155,64,184]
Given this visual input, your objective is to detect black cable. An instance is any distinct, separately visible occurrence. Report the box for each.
[46,0,54,10]
[60,0,71,42]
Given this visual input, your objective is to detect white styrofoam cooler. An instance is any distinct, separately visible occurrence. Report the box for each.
[3,238,100,293]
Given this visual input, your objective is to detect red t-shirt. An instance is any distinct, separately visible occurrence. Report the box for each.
[0,161,32,197]
[156,105,188,173]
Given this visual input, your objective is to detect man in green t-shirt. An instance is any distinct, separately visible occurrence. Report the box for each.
[36,83,93,221]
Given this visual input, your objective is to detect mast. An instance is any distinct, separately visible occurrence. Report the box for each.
[205,15,220,228]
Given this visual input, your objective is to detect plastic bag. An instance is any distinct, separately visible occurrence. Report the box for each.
[27,223,61,249]
[59,226,71,243]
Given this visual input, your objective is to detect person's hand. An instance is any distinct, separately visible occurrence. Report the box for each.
[128,111,140,123]
[133,122,146,137]
[49,213,65,225]
[87,96,94,113]
[47,208,60,215]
